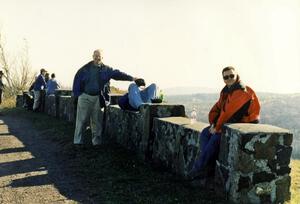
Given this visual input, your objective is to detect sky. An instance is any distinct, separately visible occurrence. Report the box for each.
[0,0,299,93]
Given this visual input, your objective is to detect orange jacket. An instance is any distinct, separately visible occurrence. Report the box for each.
[209,81,260,133]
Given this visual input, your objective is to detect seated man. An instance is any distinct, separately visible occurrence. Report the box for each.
[118,78,157,111]
[188,66,260,187]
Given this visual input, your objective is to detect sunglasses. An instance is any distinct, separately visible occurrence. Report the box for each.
[223,74,235,80]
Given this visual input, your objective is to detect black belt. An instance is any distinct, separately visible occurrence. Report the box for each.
[84,92,99,96]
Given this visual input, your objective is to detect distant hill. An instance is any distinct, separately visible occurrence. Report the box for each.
[163,86,218,96]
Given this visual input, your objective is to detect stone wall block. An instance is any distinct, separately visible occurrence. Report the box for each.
[45,95,56,117]
[16,94,23,107]
[65,96,75,122]
[58,96,74,122]
[237,151,255,174]
[283,133,293,146]
[105,104,185,161]
[104,105,145,159]
[152,117,208,176]
[216,123,293,203]
[54,89,72,96]
[140,104,185,160]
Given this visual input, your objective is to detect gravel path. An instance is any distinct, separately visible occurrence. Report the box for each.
[0,113,89,204]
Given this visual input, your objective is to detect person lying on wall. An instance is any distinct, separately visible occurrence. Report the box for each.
[118,78,157,111]
[187,66,261,188]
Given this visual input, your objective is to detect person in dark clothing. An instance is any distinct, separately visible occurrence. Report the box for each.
[0,71,4,105]
[188,66,261,187]
[45,72,50,83]
[72,49,137,146]
[33,68,47,112]
[23,92,34,110]
[22,79,36,110]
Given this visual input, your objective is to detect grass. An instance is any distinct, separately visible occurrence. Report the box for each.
[2,106,299,203]
[1,96,17,109]
[287,160,300,204]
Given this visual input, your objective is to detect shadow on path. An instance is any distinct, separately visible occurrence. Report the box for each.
[0,113,92,203]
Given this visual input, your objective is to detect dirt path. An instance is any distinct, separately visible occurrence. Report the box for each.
[0,113,89,204]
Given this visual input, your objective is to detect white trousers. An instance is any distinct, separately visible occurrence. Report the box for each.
[33,90,41,111]
[73,93,103,145]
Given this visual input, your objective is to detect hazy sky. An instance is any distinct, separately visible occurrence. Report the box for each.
[0,0,299,93]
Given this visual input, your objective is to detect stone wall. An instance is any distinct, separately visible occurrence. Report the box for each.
[15,91,293,203]
[58,96,75,122]
[105,104,185,161]
[16,94,23,107]
[152,117,208,176]
[215,123,293,203]
[45,95,56,117]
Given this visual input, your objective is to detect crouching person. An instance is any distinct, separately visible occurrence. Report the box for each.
[188,66,260,188]
[118,78,157,111]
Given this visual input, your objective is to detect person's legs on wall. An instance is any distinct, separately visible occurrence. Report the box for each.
[140,83,157,103]
[128,83,144,109]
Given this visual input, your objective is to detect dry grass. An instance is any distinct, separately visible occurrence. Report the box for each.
[110,86,127,94]
[1,96,16,109]
[287,160,300,204]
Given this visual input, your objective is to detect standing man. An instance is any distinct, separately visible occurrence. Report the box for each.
[72,49,137,146]
[33,68,47,112]
[0,71,4,105]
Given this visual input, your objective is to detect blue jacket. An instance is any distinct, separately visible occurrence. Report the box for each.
[46,79,60,95]
[34,74,47,91]
[72,61,134,106]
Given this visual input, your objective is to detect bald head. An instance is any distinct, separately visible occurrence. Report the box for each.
[93,49,103,65]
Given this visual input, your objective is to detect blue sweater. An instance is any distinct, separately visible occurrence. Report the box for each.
[46,79,60,95]
[72,61,134,106]
[34,74,47,91]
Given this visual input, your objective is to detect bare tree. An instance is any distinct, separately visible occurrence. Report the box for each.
[0,31,35,97]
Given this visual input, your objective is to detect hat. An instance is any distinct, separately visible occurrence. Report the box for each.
[40,68,47,73]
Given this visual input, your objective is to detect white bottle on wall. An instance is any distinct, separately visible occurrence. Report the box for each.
[190,108,197,124]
